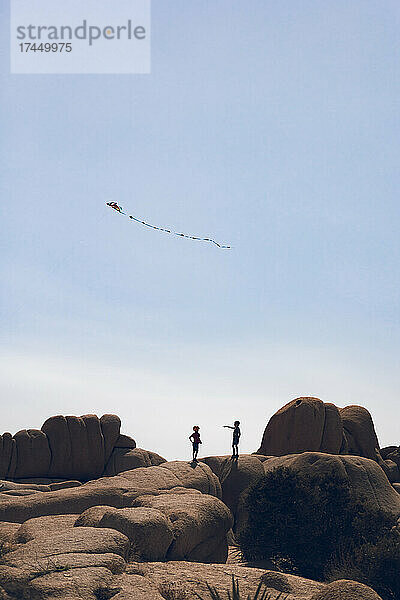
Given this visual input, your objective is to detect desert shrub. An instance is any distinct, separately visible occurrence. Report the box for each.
[237,466,397,582]
[195,575,288,600]
[159,581,192,600]
[326,529,400,600]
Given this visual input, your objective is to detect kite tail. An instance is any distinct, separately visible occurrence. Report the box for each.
[106,203,231,249]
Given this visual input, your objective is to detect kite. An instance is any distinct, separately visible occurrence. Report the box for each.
[107,201,125,214]
[106,202,231,249]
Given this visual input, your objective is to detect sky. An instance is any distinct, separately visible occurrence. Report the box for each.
[0,1,399,460]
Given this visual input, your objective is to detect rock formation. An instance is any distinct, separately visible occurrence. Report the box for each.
[256,398,399,484]
[340,405,380,459]
[0,414,162,482]
[0,410,396,600]
[257,397,343,456]
[202,452,400,533]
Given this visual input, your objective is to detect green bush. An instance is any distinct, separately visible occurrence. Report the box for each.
[237,466,397,586]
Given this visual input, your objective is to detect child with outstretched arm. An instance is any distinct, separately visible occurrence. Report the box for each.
[223,420,241,459]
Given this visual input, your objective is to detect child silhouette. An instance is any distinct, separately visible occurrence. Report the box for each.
[189,425,202,462]
[223,420,241,459]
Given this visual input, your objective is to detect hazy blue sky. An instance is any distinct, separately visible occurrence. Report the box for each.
[1,1,399,460]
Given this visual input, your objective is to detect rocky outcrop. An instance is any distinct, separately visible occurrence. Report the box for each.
[0,469,234,598]
[0,461,222,523]
[78,506,174,561]
[257,397,343,456]
[132,491,232,562]
[203,452,400,533]
[104,447,165,476]
[380,446,400,480]
[126,562,383,600]
[5,496,231,566]
[75,492,233,564]
[256,399,394,478]
[0,414,143,481]
[260,452,400,516]
[200,455,264,524]
[1,550,379,600]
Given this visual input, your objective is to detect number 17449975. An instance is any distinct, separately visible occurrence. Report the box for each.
[19,43,72,52]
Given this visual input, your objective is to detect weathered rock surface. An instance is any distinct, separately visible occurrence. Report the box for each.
[132,491,233,562]
[2,527,129,567]
[41,414,124,480]
[340,406,380,460]
[0,521,20,545]
[260,452,400,516]
[104,447,166,476]
[0,414,141,482]
[13,429,51,479]
[380,446,400,482]
[310,579,383,599]
[257,397,343,456]
[200,455,264,523]
[75,492,232,564]
[125,561,327,599]
[380,446,399,461]
[0,557,385,600]
[256,399,394,483]
[78,506,174,561]
[0,461,221,523]
[13,514,79,543]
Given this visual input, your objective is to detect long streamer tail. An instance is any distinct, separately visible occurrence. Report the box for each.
[106,203,231,249]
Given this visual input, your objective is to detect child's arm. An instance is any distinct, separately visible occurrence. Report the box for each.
[223,425,234,429]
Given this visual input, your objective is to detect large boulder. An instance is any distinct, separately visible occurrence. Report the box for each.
[13,514,79,543]
[0,516,129,599]
[257,398,343,456]
[0,414,138,481]
[260,452,400,516]
[310,579,383,600]
[0,564,120,600]
[132,492,233,563]
[340,406,380,460]
[104,448,165,476]
[2,527,129,568]
[380,446,399,461]
[0,433,16,479]
[13,429,51,479]
[200,455,264,523]
[379,446,400,483]
[78,506,174,561]
[41,414,121,480]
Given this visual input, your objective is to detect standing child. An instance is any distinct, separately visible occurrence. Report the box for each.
[189,425,202,462]
[223,420,241,459]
